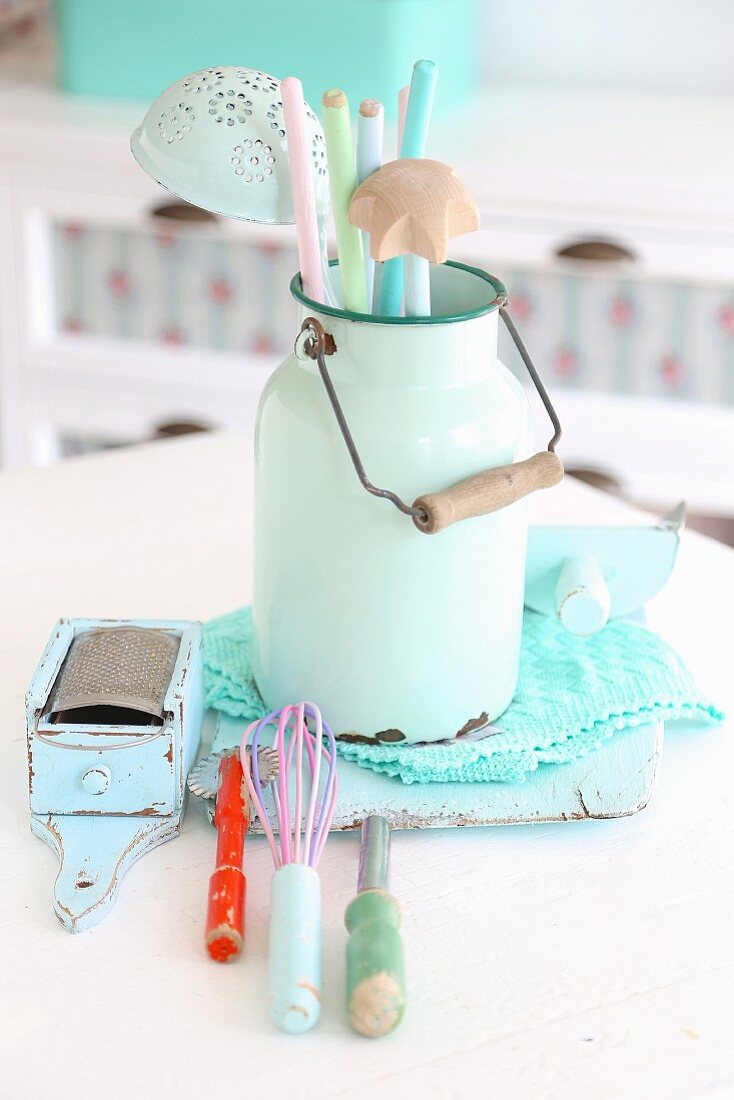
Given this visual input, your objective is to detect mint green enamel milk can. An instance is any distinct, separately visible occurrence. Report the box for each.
[252,262,563,744]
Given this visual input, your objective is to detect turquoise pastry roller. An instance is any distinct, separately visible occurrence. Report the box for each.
[525,503,685,635]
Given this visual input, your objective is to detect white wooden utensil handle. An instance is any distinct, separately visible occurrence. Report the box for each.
[413,451,564,534]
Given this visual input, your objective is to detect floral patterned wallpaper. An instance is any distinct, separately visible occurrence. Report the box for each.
[53,220,734,405]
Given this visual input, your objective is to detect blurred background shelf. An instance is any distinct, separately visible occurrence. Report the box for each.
[0,1,732,538]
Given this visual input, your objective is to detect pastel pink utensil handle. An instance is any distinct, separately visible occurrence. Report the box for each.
[281,77,324,303]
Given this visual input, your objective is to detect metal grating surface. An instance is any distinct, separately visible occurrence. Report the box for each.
[47,627,180,718]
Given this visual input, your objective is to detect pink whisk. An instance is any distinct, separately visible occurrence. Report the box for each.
[241,702,338,1034]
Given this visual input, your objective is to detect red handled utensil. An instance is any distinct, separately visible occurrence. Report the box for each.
[206,750,248,961]
[188,746,279,963]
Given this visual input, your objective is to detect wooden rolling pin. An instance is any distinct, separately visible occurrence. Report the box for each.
[413,450,564,534]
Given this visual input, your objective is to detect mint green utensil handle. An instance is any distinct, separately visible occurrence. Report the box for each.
[269,863,322,1034]
[345,888,405,1038]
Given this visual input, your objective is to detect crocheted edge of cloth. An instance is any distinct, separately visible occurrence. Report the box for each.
[334,700,723,784]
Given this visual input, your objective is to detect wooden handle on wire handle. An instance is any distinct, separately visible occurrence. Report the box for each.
[205,751,248,963]
[346,889,405,1038]
[413,451,564,535]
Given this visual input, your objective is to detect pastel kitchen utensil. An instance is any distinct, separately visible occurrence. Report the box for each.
[525,503,686,635]
[131,66,329,225]
[27,619,203,932]
[349,158,479,264]
[241,703,338,1034]
[397,84,409,153]
[396,61,438,163]
[187,745,279,961]
[378,59,438,316]
[356,98,384,312]
[252,263,563,744]
[322,89,368,313]
[281,76,325,302]
[345,815,406,1038]
[394,84,409,315]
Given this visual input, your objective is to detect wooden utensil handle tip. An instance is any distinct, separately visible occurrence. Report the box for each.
[206,925,243,963]
[359,98,382,118]
[348,973,405,1038]
[206,866,246,959]
[323,89,347,109]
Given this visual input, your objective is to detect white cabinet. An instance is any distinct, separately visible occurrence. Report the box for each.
[1,82,732,519]
[0,87,296,464]
[452,208,734,516]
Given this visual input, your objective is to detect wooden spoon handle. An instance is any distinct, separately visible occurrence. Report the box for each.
[413,451,564,534]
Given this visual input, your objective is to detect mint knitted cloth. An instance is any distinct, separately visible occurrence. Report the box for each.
[204,607,722,784]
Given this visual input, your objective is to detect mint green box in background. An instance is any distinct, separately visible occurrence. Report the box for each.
[56,0,481,117]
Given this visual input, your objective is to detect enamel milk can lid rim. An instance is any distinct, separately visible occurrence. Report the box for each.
[291,260,508,327]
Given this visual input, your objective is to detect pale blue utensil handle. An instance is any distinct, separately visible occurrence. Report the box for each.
[268,863,322,1033]
[378,59,437,316]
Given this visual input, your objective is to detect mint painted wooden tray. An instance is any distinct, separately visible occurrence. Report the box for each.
[210,712,662,830]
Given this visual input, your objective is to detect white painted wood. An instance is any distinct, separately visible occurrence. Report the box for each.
[29,810,185,934]
[0,179,24,466]
[0,432,731,1099]
[210,713,662,829]
[0,113,296,466]
[432,86,734,231]
[553,390,734,517]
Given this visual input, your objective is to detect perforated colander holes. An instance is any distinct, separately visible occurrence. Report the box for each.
[311,133,327,176]
[208,88,254,126]
[183,68,225,94]
[158,102,195,142]
[232,140,275,183]
[236,69,279,94]
[263,102,286,138]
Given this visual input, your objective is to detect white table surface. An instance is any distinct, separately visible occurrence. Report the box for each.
[2,431,732,1100]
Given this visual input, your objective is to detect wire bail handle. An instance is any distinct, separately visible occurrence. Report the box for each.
[296,298,564,535]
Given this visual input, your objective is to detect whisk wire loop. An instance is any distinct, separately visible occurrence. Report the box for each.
[240,702,339,869]
[277,705,294,864]
[241,713,281,867]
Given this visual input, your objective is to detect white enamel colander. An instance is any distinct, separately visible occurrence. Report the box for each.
[131,65,329,225]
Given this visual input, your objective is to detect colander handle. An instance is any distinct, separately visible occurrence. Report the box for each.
[297,302,563,535]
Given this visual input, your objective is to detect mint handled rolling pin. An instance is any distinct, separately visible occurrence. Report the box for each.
[345,815,405,1038]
